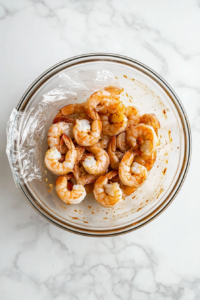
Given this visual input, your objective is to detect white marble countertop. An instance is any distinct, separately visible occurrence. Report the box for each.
[1,0,200,299]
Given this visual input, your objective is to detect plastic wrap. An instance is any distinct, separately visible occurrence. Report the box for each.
[6,69,119,187]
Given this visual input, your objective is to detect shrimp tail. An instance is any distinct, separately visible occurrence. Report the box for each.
[107,170,118,180]
[62,134,75,150]
[76,146,85,162]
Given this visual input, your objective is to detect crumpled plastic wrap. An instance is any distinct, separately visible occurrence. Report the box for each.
[6,69,119,187]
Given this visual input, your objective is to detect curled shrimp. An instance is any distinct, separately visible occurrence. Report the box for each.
[126,124,157,156]
[100,112,128,136]
[45,135,77,175]
[119,148,147,187]
[93,170,123,208]
[116,132,130,153]
[108,136,124,170]
[55,175,86,204]
[85,86,124,120]
[125,106,140,129]
[140,114,160,135]
[47,122,74,154]
[134,150,157,171]
[73,119,102,146]
[60,103,90,120]
[94,133,111,149]
[82,146,110,175]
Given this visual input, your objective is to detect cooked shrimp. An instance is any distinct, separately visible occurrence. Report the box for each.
[47,122,74,154]
[60,103,90,120]
[125,106,140,129]
[82,146,110,175]
[140,114,160,135]
[119,148,147,187]
[53,112,75,124]
[116,132,130,152]
[73,119,102,147]
[55,175,86,204]
[126,124,157,156]
[100,112,127,136]
[108,136,124,170]
[45,135,77,175]
[94,133,110,149]
[134,150,157,171]
[73,164,97,186]
[93,170,123,207]
[85,86,124,120]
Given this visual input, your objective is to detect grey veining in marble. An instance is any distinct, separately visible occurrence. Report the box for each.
[1,0,200,299]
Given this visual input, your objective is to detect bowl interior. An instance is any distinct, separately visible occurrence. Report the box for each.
[17,55,190,235]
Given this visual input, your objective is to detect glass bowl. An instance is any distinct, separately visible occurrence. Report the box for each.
[15,53,191,236]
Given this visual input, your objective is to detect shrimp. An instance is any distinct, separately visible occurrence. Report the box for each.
[82,146,110,175]
[55,175,86,204]
[100,112,127,136]
[126,124,157,156]
[73,164,97,186]
[85,86,124,120]
[60,103,90,120]
[93,170,123,207]
[73,119,102,146]
[116,132,130,153]
[134,150,157,171]
[119,148,147,187]
[125,106,140,129]
[94,133,111,149]
[140,114,160,135]
[108,136,124,170]
[110,174,137,196]
[45,135,77,175]
[47,122,74,154]
[53,112,75,125]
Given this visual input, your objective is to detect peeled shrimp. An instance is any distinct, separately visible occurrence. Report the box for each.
[100,112,128,136]
[126,124,157,156]
[134,150,157,171]
[119,148,147,187]
[45,135,77,175]
[60,103,90,120]
[93,170,123,208]
[82,146,110,175]
[108,136,124,170]
[94,133,111,149]
[47,122,74,154]
[55,175,86,204]
[85,86,124,120]
[116,132,130,153]
[125,106,140,129]
[140,114,160,135]
[73,119,102,147]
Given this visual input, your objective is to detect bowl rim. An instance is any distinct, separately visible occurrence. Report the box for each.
[15,52,192,237]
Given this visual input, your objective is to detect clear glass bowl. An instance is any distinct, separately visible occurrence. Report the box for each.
[15,53,191,236]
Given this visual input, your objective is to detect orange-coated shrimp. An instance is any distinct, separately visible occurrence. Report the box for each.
[119,148,147,187]
[93,170,123,207]
[45,135,77,175]
[85,86,124,120]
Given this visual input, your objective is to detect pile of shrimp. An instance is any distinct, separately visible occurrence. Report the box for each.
[44,86,160,208]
